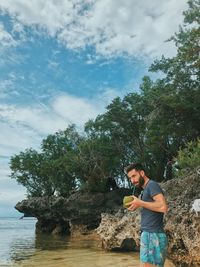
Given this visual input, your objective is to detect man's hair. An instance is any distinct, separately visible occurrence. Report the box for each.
[124,162,145,174]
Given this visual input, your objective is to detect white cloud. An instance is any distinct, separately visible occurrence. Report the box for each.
[0,22,17,48]
[0,73,21,99]
[0,92,107,157]
[0,87,121,163]
[0,103,65,136]
[0,120,40,157]
[0,0,188,59]
[96,87,125,106]
[52,94,103,125]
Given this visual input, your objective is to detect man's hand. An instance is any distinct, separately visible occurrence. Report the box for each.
[127,196,142,211]
[128,193,168,213]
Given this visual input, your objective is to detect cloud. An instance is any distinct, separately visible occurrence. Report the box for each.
[0,91,109,157]
[52,94,103,125]
[0,73,21,99]
[0,22,17,48]
[0,103,65,135]
[0,0,188,59]
[0,86,122,168]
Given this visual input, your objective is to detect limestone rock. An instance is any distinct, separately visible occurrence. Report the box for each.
[97,209,140,251]
[163,168,200,266]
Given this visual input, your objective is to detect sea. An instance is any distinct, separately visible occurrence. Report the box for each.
[0,217,175,267]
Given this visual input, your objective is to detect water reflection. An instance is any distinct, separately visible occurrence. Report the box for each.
[35,233,70,250]
[9,237,35,262]
[9,231,70,264]
[8,232,140,267]
[0,218,175,267]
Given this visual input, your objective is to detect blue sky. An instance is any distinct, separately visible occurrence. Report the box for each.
[0,0,188,217]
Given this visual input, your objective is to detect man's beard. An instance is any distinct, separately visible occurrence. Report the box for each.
[138,176,145,188]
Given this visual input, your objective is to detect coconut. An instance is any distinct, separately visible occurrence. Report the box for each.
[123,196,134,208]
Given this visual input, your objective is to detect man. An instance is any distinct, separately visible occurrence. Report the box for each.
[125,163,168,267]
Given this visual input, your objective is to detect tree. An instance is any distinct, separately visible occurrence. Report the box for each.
[10,149,55,196]
[10,125,81,197]
[41,125,82,196]
[143,0,200,178]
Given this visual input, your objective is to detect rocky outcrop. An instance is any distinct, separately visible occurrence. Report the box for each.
[15,188,131,235]
[163,167,200,267]
[97,167,200,267]
[97,209,140,251]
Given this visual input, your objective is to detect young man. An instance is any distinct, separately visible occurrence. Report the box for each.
[125,163,168,267]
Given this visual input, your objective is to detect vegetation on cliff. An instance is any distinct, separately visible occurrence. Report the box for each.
[10,0,200,197]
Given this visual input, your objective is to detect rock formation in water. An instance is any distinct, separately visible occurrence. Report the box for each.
[15,188,131,235]
[15,167,200,266]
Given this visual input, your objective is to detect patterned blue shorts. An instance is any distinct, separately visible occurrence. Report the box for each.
[140,231,168,267]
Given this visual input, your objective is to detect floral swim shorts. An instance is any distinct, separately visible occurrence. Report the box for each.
[140,231,168,267]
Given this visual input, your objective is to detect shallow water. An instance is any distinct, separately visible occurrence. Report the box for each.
[0,218,175,267]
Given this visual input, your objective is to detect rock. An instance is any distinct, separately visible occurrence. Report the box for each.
[97,210,140,251]
[162,167,200,267]
[15,188,132,235]
[97,167,200,267]
[36,219,70,235]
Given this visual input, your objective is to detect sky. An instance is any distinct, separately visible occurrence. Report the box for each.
[0,0,188,217]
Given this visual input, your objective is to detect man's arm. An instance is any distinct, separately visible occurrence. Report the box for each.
[128,193,168,213]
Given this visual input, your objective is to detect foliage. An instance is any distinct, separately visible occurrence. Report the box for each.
[74,134,122,192]
[10,148,57,197]
[176,139,200,175]
[10,125,81,197]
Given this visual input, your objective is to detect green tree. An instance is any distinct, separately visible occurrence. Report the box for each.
[10,149,55,196]
[143,0,200,178]
[10,125,81,197]
[149,0,200,144]
[41,125,81,196]
[73,132,122,192]
[176,139,200,176]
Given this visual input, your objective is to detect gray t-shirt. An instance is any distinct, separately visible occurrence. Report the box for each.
[141,180,164,232]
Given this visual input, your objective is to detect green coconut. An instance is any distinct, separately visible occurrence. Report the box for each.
[123,196,134,208]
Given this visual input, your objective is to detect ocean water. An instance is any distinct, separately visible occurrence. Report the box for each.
[0,218,175,267]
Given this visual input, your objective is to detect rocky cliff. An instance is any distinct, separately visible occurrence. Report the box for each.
[15,168,200,267]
